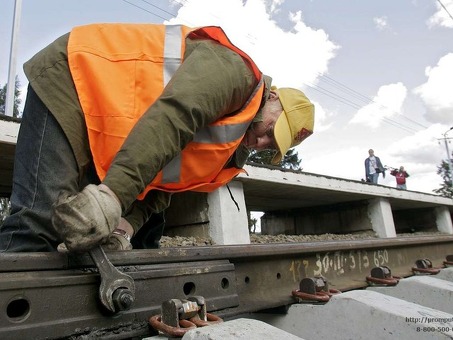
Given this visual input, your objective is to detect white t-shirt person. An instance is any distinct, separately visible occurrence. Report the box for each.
[365,149,384,184]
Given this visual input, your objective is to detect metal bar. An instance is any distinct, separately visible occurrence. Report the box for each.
[1,235,453,272]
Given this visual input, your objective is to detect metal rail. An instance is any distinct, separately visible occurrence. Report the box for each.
[1,235,453,339]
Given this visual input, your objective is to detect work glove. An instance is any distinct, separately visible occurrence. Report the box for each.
[52,184,122,252]
[57,229,132,252]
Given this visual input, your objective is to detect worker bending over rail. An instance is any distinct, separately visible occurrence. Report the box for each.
[0,23,314,253]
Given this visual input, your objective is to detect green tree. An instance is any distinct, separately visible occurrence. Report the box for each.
[0,77,22,117]
[247,148,302,170]
[247,211,258,234]
[433,159,453,198]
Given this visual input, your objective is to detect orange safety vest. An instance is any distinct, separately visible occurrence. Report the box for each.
[68,24,264,199]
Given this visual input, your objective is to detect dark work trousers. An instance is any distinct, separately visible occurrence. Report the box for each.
[0,86,84,251]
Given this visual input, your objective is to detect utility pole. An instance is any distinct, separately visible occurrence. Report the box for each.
[441,127,453,189]
[5,0,23,117]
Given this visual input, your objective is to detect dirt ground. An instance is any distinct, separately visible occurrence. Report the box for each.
[159,230,444,247]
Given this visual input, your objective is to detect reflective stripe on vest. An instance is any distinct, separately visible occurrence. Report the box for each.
[164,25,183,86]
[161,120,253,184]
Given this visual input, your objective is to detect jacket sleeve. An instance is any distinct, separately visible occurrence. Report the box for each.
[377,157,386,178]
[122,190,172,234]
[103,38,258,212]
[376,157,385,172]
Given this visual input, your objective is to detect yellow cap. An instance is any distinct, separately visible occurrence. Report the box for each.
[272,87,315,164]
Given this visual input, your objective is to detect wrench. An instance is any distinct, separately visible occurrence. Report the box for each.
[89,245,135,313]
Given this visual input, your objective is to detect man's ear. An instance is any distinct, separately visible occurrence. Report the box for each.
[268,90,279,101]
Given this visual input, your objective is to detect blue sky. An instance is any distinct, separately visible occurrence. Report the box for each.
[2,0,453,194]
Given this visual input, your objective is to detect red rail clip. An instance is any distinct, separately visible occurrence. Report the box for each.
[366,266,400,286]
[149,296,223,337]
[443,255,453,267]
[149,315,197,338]
[292,277,341,303]
[412,259,441,275]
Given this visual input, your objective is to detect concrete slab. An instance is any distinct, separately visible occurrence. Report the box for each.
[0,118,20,144]
[368,275,453,314]
[236,164,453,213]
[368,197,396,238]
[246,290,453,339]
[0,118,19,196]
[145,318,304,339]
[435,207,453,234]
[436,267,453,282]
[182,318,304,340]
[207,181,250,245]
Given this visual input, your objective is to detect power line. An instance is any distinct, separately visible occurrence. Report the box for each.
[120,0,203,28]
[305,81,423,134]
[437,0,453,23]
[318,74,372,104]
[316,74,429,130]
[121,0,171,21]
[136,0,178,18]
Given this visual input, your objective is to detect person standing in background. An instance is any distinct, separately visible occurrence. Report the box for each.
[364,149,385,184]
[390,166,409,190]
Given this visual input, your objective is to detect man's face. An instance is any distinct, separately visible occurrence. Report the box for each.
[242,91,282,151]
[368,149,374,157]
[242,119,276,150]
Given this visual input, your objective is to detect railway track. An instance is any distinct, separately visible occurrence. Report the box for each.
[1,234,453,339]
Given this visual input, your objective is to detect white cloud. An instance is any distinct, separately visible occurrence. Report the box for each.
[373,16,388,31]
[413,53,453,124]
[303,146,366,181]
[427,0,453,28]
[380,126,446,193]
[167,0,338,88]
[349,82,407,128]
[386,124,446,164]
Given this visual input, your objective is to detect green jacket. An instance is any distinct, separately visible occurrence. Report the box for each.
[24,30,271,233]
